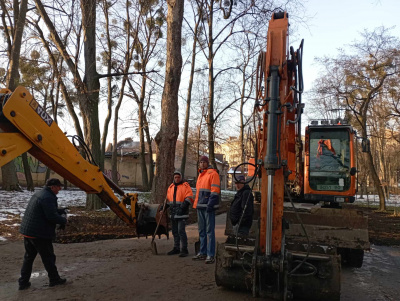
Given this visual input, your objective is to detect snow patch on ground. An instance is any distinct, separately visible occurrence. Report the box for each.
[1,186,399,241]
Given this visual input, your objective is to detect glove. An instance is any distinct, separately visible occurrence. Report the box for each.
[180,201,189,211]
[159,203,170,212]
[58,208,69,215]
[176,207,183,216]
[206,205,214,213]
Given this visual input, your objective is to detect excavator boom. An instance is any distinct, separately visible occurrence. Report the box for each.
[0,86,167,237]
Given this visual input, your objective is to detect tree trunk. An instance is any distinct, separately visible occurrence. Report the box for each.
[239,65,246,171]
[138,96,150,190]
[80,0,103,209]
[1,0,28,191]
[152,0,184,203]
[100,0,113,171]
[21,153,34,191]
[366,150,386,211]
[144,121,154,188]
[181,17,199,179]
[111,80,126,185]
[45,167,51,183]
[206,2,217,171]
[1,161,21,191]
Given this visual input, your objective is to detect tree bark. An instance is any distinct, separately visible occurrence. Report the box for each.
[366,149,386,211]
[21,153,34,191]
[1,0,28,192]
[138,90,150,190]
[152,0,184,203]
[206,1,217,171]
[100,0,113,171]
[111,79,127,185]
[144,118,154,188]
[80,0,103,209]
[181,14,200,179]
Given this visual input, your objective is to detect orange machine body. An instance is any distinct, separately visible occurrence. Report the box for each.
[256,12,301,255]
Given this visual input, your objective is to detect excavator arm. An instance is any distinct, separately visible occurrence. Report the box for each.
[0,86,165,235]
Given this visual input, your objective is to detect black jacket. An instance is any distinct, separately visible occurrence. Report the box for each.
[230,185,254,229]
[20,187,67,239]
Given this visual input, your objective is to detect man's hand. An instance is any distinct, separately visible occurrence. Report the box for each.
[159,203,169,212]
[206,205,213,213]
[181,201,189,211]
[176,207,183,216]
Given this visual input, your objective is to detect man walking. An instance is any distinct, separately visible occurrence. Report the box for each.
[165,171,194,257]
[192,156,220,264]
[230,175,254,236]
[18,178,67,290]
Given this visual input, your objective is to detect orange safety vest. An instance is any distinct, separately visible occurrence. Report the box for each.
[194,167,221,209]
[317,139,336,158]
[166,181,193,219]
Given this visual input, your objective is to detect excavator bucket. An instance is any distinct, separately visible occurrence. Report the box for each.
[215,202,369,300]
[136,203,169,238]
[283,204,369,268]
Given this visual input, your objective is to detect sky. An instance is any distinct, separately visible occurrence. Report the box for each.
[294,0,399,105]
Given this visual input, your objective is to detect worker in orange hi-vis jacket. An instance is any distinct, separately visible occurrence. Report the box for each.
[164,171,194,257]
[192,156,220,264]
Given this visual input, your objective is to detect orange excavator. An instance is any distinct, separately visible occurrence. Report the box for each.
[215,12,369,300]
[0,86,168,238]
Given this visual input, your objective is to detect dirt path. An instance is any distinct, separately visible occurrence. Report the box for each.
[0,214,254,301]
[1,214,400,301]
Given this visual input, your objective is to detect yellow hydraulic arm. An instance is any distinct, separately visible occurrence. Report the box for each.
[0,86,137,226]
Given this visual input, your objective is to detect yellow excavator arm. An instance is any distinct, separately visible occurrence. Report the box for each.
[0,86,139,227]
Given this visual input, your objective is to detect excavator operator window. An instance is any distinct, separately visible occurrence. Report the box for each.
[308,128,351,192]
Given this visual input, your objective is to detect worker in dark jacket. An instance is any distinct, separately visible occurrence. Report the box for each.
[230,175,254,235]
[18,178,67,290]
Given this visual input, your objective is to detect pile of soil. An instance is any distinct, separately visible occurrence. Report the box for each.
[1,201,400,246]
[358,206,400,246]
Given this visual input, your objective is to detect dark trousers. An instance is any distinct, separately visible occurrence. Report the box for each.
[19,237,60,285]
[171,219,187,250]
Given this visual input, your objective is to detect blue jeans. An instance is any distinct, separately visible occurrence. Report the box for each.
[171,218,187,250]
[197,209,215,257]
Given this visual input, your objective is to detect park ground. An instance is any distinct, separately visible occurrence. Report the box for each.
[1,190,400,300]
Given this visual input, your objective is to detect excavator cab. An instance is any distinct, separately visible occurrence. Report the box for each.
[304,122,357,205]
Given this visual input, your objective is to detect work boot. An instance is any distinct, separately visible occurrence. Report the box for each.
[167,248,180,255]
[18,282,31,291]
[49,278,67,287]
[192,253,207,261]
[205,256,215,264]
[179,248,189,257]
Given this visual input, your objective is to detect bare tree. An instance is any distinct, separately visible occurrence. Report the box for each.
[180,0,203,178]
[193,0,281,169]
[312,27,400,211]
[0,0,28,191]
[34,0,103,208]
[152,0,184,203]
